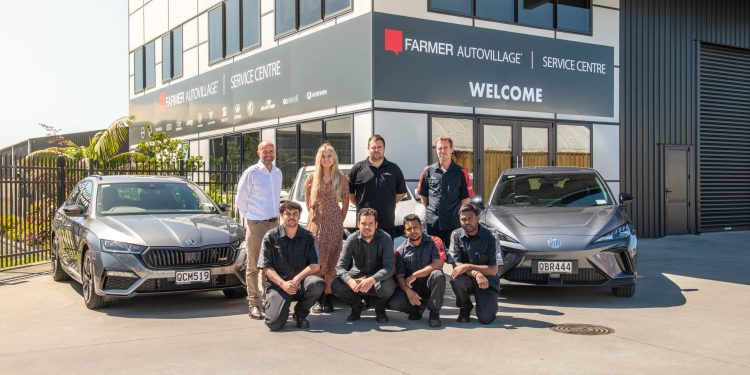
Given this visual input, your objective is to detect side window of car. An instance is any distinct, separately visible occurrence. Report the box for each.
[75,181,94,212]
[64,185,81,206]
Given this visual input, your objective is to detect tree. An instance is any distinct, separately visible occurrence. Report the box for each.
[132,124,204,171]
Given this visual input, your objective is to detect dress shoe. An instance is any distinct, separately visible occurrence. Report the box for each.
[347,301,365,322]
[249,306,264,320]
[428,310,441,327]
[375,307,389,323]
[457,308,471,323]
[295,318,310,329]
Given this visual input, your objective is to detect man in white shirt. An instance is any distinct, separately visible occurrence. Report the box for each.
[236,141,283,320]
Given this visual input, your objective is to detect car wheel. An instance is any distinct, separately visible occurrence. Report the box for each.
[611,284,636,297]
[51,238,70,282]
[82,251,110,309]
[223,288,248,299]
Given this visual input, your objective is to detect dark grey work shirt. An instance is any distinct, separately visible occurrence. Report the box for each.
[348,158,407,231]
[336,229,394,283]
[449,225,500,291]
[258,225,319,290]
[395,234,441,278]
[418,161,472,230]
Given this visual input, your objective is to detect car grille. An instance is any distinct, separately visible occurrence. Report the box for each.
[103,276,138,290]
[140,245,238,269]
[134,274,243,293]
[504,267,608,285]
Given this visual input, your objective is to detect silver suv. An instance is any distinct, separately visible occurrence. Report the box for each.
[50,175,247,309]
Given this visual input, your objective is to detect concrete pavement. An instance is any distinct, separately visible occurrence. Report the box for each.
[1,231,749,374]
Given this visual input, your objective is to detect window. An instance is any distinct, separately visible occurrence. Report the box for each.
[242,132,260,167]
[430,117,474,175]
[300,121,323,167]
[275,0,352,37]
[276,125,298,189]
[133,41,155,93]
[556,124,591,167]
[324,117,352,164]
[162,26,183,82]
[209,0,260,63]
[428,0,590,33]
[210,137,225,169]
[209,131,261,170]
[76,181,93,211]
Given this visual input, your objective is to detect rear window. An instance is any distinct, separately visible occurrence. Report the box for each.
[491,173,613,207]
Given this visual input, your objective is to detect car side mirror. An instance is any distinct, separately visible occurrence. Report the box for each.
[218,203,231,213]
[62,204,86,217]
[279,190,290,203]
[470,195,485,210]
[619,193,634,205]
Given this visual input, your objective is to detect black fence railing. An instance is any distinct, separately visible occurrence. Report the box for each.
[0,155,243,269]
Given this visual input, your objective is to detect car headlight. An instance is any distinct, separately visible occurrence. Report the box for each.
[101,240,147,254]
[593,224,633,243]
[498,230,520,243]
[230,239,243,249]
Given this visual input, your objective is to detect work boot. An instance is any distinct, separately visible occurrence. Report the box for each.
[295,317,310,329]
[375,307,389,323]
[347,300,365,322]
[457,307,472,323]
[322,294,335,313]
[428,310,441,327]
[408,308,422,321]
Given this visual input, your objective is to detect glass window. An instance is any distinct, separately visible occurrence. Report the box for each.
[144,41,155,89]
[172,27,183,78]
[324,0,350,17]
[242,132,260,167]
[208,5,224,62]
[325,117,352,164]
[161,33,171,82]
[276,0,297,36]
[276,125,298,189]
[242,0,260,49]
[300,121,323,168]
[429,0,472,16]
[225,0,241,56]
[483,125,512,202]
[517,0,553,28]
[522,127,549,167]
[556,124,591,167]
[430,117,474,175]
[210,137,225,169]
[65,185,81,206]
[557,0,591,33]
[76,181,93,211]
[299,0,322,28]
[225,134,242,169]
[134,47,144,92]
[476,0,514,22]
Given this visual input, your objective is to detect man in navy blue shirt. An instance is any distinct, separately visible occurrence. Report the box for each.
[258,201,324,331]
[448,204,500,325]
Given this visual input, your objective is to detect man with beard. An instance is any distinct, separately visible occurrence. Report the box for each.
[332,208,396,323]
[448,204,500,325]
[258,201,324,331]
[236,141,283,320]
[388,214,446,327]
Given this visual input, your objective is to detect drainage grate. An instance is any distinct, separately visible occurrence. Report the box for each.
[549,324,614,335]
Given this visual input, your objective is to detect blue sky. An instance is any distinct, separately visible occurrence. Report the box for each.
[0,0,128,147]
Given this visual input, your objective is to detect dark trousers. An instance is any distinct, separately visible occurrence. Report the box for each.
[426,223,455,250]
[331,275,397,309]
[450,274,499,325]
[264,275,324,331]
[388,270,446,314]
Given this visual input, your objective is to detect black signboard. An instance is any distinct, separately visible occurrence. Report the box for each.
[128,14,372,143]
[373,13,614,117]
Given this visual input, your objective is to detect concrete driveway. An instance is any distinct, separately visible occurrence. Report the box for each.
[1,231,749,374]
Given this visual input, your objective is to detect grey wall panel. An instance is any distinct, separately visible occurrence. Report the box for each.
[621,0,750,237]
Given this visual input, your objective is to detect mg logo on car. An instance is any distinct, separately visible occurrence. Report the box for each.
[185,239,195,246]
[547,237,562,249]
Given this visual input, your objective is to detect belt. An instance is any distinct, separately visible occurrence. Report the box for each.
[251,217,278,223]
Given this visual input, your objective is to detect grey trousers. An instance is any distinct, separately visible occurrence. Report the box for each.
[450,274,499,324]
[388,270,446,314]
[264,275,325,331]
[331,275,397,309]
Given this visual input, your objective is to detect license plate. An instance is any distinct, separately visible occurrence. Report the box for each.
[175,270,211,284]
[533,261,576,274]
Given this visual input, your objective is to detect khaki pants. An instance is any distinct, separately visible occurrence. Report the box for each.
[245,219,275,308]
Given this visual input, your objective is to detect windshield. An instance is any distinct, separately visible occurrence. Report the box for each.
[96,182,220,215]
[491,173,613,207]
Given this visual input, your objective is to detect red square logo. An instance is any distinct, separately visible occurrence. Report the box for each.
[384,29,403,55]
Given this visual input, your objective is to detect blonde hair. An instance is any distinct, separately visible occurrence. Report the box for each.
[309,143,343,207]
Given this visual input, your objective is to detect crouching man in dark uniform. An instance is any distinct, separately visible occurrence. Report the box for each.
[388,214,446,327]
[332,208,396,323]
[448,204,500,325]
[258,201,324,331]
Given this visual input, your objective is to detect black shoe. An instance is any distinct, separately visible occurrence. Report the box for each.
[457,308,471,323]
[375,307,388,323]
[347,301,364,322]
[249,306,264,320]
[322,294,335,313]
[295,318,310,329]
[428,310,441,327]
[408,309,422,321]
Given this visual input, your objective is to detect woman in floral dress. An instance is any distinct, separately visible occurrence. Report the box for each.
[304,143,349,312]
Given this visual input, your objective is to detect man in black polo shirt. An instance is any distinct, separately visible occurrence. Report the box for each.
[418,136,474,247]
[258,201,324,331]
[388,214,446,327]
[332,208,396,323]
[348,134,407,238]
[448,204,500,325]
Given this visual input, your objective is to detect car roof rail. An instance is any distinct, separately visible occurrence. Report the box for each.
[90,174,103,180]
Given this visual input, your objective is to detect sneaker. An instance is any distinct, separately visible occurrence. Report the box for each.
[375,307,389,323]
[428,310,441,327]
[311,302,324,314]
[457,308,471,323]
[347,301,365,322]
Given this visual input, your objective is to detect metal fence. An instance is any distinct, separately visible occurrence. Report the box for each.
[0,155,243,269]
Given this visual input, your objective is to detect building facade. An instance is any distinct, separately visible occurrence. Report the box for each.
[128,0,747,237]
